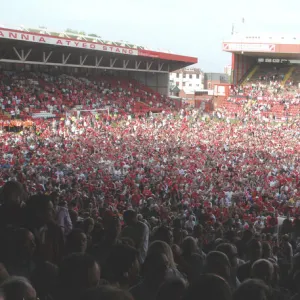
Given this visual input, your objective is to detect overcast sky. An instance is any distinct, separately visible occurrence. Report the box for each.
[1,0,300,72]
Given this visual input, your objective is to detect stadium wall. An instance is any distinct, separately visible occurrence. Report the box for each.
[83,68,169,96]
[232,54,256,85]
[129,72,169,96]
[97,70,169,95]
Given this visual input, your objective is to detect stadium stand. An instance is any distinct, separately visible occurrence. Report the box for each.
[217,63,300,119]
[0,70,176,120]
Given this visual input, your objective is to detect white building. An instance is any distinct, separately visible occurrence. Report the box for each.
[169,68,204,94]
[224,65,232,76]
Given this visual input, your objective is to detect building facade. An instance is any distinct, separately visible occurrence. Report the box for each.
[224,65,232,76]
[169,68,204,94]
[204,73,229,89]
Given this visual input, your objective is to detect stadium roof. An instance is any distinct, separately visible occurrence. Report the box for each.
[1,24,153,50]
[222,34,300,58]
[0,25,197,66]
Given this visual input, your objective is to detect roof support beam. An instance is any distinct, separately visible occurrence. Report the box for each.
[43,51,53,63]
[146,62,153,70]
[158,62,164,71]
[80,55,88,65]
[62,53,71,64]
[123,60,129,68]
[110,58,117,68]
[13,47,32,61]
[13,47,22,61]
[0,59,169,73]
[95,56,103,67]
[135,61,141,69]
[23,49,32,61]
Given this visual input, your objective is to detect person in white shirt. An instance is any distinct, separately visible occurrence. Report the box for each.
[56,201,73,236]
[185,215,196,230]
[254,217,265,233]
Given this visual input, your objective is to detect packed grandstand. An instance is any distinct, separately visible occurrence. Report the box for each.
[0,25,299,300]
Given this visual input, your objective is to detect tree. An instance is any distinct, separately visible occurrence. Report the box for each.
[65,28,78,34]
[65,29,101,38]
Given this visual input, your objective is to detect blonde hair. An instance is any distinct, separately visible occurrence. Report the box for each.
[148,240,176,269]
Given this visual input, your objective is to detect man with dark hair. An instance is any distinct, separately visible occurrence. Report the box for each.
[0,276,37,300]
[216,243,240,288]
[0,181,26,228]
[185,274,232,300]
[237,239,262,282]
[103,243,139,289]
[130,253,169,300]
[156,278,187,300]
[204,251,231,284]
[121,210,149,263]
[80,286,134,300]
[25,194,64,264]
[236,230,253,260]
[252,259,274,286]
[31,261,58,300]
[57,253,101,300]
[4,228,36,279]
[65,229,87,255]
[233,279,270,300]
[252,259,286,300]
[0,181,27,263]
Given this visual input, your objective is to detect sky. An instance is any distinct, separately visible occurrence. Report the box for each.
[1,0,300,72]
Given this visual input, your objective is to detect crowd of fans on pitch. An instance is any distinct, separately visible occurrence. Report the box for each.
[0,105,299,300]
[0,64,299,300]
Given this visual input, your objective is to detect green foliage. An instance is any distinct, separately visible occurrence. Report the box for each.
[65,29,101,38]
[65,28,78,34]
[29,28,41,33]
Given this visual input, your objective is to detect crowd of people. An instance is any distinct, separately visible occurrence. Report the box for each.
[0,69,173,119]
[0,63,300,300]
[0,104,299,300]
[226,64,300,120]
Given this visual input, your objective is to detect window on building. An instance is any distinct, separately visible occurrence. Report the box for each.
[208,82,212,89]
[176,82,179,86]
[196,84,199,87]
[189,74,192,79]
[183,82,186,87]
[183,74,186,78]
[196,74,200,79]
[189,84,192,87]
[176,73,179,78]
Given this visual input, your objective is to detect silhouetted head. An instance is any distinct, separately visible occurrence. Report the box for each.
[185,274,232,300]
